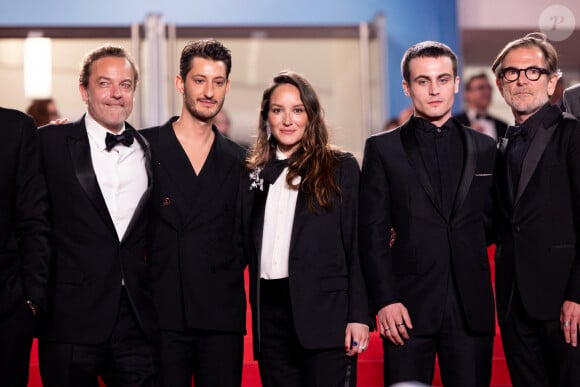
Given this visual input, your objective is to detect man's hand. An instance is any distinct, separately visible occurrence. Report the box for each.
[377,303,413,345]
[50,118,69,125]
[561,300,580,347]
[345,323,370,356]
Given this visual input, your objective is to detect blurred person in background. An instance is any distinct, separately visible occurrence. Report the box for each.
[26,98,60,127]
[455,73,507,140]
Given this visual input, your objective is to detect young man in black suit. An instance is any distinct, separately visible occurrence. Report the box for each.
[359,41,496,386]
[455,73,508,140]
[0,107,50,387]
[37,46,159,386]
[491,32,580,387]
[140,39,246,387]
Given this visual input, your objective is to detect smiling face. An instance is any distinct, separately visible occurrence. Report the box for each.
[79,56,135,133]
[402,56,459,127]
[267,83,308,157]
[177,57,230,123]
[496,46,558,124]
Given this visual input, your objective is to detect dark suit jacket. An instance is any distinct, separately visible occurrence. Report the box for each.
[241,153,372,357]
[493,105,580,323]
[563,83,580,118]
[455,111,508,139]
[360,117,497,336]
[141,118,247,334]
[0,107,50,316]
[37,116,157,344]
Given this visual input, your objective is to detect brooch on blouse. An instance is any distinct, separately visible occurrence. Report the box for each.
[249,167,264,191]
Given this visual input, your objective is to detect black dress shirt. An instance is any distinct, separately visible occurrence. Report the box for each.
[413,116,465,218]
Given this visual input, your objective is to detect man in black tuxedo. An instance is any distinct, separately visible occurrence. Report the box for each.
[491,32,580,387]
[141,39,246,387]
[563,83,580,118]
[37,46,159,386]
[360,41,496,386]
[455,72,508,140]
[0,107,50,386]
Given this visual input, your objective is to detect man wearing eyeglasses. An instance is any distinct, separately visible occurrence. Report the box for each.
[491,32,580,386]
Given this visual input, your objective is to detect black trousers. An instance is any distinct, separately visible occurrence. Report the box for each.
[158,329,243,387]
[39,289,159,387]
[0,300,35,387]
[383,274,493,387]
[500,286,580,387]
[258,278,357,387]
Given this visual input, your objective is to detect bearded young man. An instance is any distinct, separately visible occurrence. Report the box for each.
[140,39,247,387]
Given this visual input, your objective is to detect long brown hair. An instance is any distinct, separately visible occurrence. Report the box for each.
[247,70,340,210]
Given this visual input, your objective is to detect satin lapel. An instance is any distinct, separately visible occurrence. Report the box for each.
[121,129,152,243]
[288,190,309,261]
[251,185,269,262]
[67,120,115,232]
[400,122,446,220]
[451,126,476,218]
[514,120,557,208]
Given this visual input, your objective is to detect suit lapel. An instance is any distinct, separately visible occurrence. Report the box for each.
[451,124,476,219]
[251,184,269,264]
[121,128,152,243]
[514,116,558,207]
[156,119,192,225]
[288,190,309,260]
[400,121,446,220]
[67,118,116,232]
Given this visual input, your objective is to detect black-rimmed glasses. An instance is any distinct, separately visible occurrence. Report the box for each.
[500,66,550,82]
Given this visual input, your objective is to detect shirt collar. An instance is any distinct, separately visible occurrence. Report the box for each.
[84,112,127,151]
[275,147,290,161]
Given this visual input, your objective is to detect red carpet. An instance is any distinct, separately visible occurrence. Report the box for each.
[28,246,511,386]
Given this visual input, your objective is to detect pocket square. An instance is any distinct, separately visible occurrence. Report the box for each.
[474,173,492,177]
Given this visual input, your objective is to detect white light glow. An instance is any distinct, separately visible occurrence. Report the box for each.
[24,35,52,98]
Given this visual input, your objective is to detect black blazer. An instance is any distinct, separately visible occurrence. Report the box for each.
[455,111,508,139]
[141,118,247,334]
[37,116,157,344]
[360,117,497,336]
[493,105,580,323]
[241,153,372,358]
[0,107,50,315]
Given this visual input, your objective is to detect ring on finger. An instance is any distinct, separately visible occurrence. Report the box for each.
[564,321,571,328]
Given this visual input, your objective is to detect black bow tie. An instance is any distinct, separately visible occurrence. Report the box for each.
[105,129,135,151]
[505,125,528,139]
[261,158,289,185]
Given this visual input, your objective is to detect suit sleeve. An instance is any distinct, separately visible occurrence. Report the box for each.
[16,115,51,311]
[338,155,374,327]
[565,119,580,302]
[359,137,398,313]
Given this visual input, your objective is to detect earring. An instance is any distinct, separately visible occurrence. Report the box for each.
[265,122,272,140]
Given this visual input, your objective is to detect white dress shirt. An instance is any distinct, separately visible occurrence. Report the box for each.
[260,149,301,280]
[85,113,148,241]
[466,108,497,140]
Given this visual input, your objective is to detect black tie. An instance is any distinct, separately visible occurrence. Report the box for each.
[261,158,289,185]
[105,129,135,151]
[505,125,528,140]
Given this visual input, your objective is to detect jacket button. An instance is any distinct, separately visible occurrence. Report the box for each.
[513,225,520,233]
[162,197,171,206]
